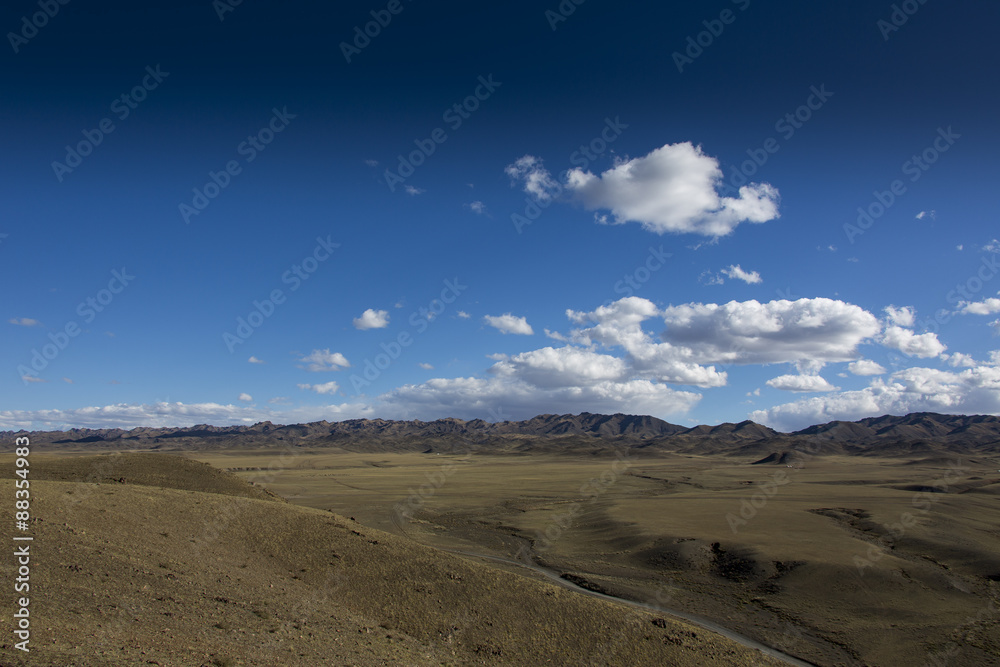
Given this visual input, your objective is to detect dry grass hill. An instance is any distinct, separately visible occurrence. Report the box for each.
[0,453,785,666]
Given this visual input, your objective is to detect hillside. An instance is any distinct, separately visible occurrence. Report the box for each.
[0,453,783,666]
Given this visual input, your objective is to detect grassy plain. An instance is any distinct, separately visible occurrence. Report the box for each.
[193,448,1000,666]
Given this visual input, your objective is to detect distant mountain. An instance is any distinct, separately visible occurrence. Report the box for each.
[4,411,999,457]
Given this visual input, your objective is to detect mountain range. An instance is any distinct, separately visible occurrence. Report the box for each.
[7,412,1000,458]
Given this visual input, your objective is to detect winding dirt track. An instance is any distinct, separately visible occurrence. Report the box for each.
[388,510,819,667]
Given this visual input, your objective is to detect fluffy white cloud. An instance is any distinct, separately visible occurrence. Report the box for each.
[468,201,486,215]
[564,296,885,387]
[0,401,376,431]
[297,349,350,372]
[418,362,434,370]
[9,318,40,327]
[766,374,839,393]
[884,305,915,327]
[942,353,977,368]
[958,293,1000,315]
[879,326,946,358]
[404,185,424,196]
[848,359,886,376]
[377,377,699,422]
[489,347,627,388]
[238,393,253,402]
[656,298,881,366]
[722,265,762,284]
[507,143,780,237]
[484,313,534,335]
[457,311,471,319]
[751,365,1000,432]
[564,143,780,236]
[505,155,560,201]
[353,309,390,330]
[248,356,265,364]
[298,382,340,395]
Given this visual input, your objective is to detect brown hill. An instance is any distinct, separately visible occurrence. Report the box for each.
[0,454,782,666]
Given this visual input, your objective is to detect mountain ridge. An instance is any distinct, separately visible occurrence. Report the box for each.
[5,411,1000,455]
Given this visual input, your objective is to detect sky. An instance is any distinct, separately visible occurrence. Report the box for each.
[3,0,1000,433]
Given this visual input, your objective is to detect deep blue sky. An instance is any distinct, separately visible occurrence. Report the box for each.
[4,0,1000,431]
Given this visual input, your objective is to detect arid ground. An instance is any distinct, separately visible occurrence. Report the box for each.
[2,416,999,666]
[190,447,1000,666]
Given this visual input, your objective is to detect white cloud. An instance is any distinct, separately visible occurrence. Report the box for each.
[983,239,1000,254]
[248,356,265,364]
[377,376,699,422]
[942,352,976,368]
[879,325,946,358]
[457,311,471,319]
[268,397,290,405]
[297,349,351,372]
[468,201,486,215]
[722,264,762,285]
[883,305,915,327]
[655,298,881,366]
[505,155,561,202]
[958,293,1000,315]
[699,270,725,286]
[9,318,40,327]
[565,143,780,237]
[0,401,375,431]
[751,365,1000,432]
[238,393,253,402]
[62,377,73,384]
[404,185,424,196]
[915,210,935,220]
[848,359,886,376]
[353,309,390,330]
[21,375,46,383]
[747,388,761,397]
[507,143,780,237]
[544,328,570,342]
[364,159,379,167]
[489,347,628,388]
[484,313,534,336]
[298,381,340,395]
[766,374,839,393]
[957,245,964,251]
[418,362,434,370]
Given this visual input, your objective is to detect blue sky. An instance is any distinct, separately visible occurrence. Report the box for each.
[3,0,1000,432]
